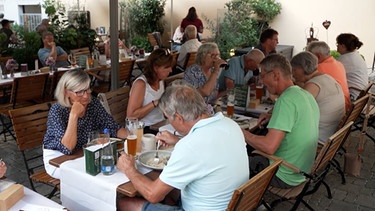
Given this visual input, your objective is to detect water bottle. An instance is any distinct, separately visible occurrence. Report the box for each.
[100,128,115,175]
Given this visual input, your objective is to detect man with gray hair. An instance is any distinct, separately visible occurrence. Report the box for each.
[177,24,201,67]
[218,48,265,91]
[307,41,350,111]
[117,81,249,211]
[243,54,319,188]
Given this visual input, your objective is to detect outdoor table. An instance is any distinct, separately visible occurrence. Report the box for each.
[49,150,160,211]
[0,178,66,211]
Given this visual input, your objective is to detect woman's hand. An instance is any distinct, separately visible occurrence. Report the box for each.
[70,102,86,118]
[155,131,180,146]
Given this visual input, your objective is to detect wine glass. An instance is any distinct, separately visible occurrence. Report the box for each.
[68,54,77,67]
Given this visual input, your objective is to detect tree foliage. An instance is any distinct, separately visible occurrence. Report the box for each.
[121,0,166,51]
[205,0,282,59]
[42,0,96,52]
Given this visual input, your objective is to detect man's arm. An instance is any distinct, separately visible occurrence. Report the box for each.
[56,46,68,61]
[243,128,285,155]
[117,153,174,203]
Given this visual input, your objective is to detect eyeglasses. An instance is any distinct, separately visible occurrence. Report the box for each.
[71,88,92,97]
[209,53,220,58]
[259,69,274,79]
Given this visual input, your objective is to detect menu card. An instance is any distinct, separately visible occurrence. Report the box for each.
[234,84,250,108]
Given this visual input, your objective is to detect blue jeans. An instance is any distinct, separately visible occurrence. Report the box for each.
[142,197,183,211]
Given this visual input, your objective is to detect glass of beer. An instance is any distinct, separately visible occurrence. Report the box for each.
[256,85,263,101]
[126,117,138,156]
[227,89,235,118]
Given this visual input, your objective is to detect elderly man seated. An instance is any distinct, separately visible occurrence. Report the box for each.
[218,48,265,91]
[243,54,319,188]
[117,81,249,210]
[177,25,201,67]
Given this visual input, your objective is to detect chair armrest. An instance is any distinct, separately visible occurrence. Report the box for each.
[252,150,301,173]
[349,86,362,92]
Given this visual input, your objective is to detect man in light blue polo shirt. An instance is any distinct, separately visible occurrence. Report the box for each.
[218,49,264,91]
[117,81,249,211]
[38,31,70,68]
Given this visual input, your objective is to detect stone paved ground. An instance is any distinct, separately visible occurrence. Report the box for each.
[1,119,374,210]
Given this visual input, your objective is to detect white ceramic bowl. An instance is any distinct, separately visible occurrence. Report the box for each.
[138,150,171,170]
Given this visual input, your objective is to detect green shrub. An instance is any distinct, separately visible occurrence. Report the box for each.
[204,0,282,59]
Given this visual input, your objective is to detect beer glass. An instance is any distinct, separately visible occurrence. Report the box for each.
[227,89,235,118]
[125,117,138,155]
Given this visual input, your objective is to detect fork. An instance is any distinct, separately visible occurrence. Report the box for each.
[154,140,160,163]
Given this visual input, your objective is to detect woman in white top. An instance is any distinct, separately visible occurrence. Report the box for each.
[336,33,368,100]
[127,48,174,134]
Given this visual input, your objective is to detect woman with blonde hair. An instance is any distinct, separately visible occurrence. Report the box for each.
[184,42,227,105]
[43,69,129,179]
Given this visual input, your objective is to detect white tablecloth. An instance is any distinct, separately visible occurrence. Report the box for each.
[60,157,151,211]
[10,185,65,211]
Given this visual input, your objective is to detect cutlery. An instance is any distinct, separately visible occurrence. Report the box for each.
[154,140,160,163]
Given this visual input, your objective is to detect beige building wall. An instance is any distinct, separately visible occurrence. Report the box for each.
[78,0,375,67]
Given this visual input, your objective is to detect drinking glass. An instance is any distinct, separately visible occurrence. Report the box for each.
[125,117,138,156]
[227,88,235,118]
[68,54,77,67]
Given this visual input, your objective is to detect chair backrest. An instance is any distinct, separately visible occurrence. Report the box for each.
[356,82,373,100]
[165,72,184,87]
[10,73,49,108]
[118,59,136,87]
[226,159,282,211]
[97,86,130,125]
[148,33,158,47]
[311,121,353,174]
[0,56,13,67]
[50,70,69,98]
[70,47,91,57]
[338,94,369,129]
[183,52,197,70]
[9,102,51,151]
[171,51,179,64]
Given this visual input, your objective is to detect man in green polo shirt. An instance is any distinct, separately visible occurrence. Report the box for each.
[243,54,319,188]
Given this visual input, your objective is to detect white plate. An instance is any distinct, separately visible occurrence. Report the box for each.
[138,150,171,170]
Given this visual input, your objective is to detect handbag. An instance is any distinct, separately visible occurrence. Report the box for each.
[344,153,363,177]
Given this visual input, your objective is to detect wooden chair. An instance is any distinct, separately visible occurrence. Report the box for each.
[8,102,60,198]
[165,72,184,87]
[10,73,49,107]
[0,73,49,141]
[176,52,197,72]
[49,70,69,99]
[254,121,353,211]
[226,159,282,211]
[118,59,136,88]
[97,86,130,126]
[147,33,158,48]
[70,47,91,57]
